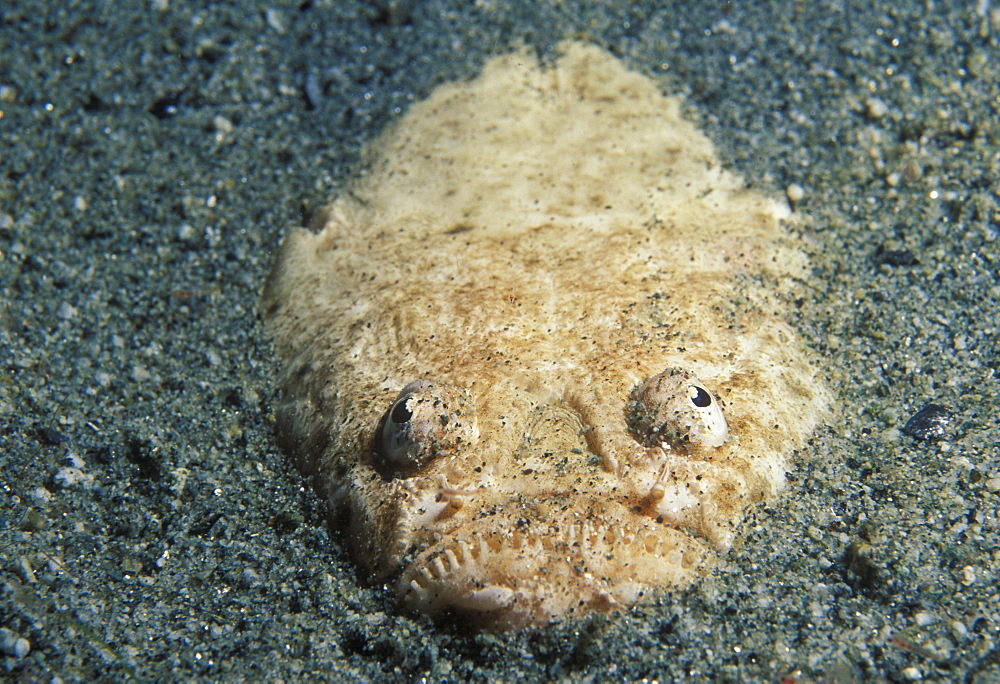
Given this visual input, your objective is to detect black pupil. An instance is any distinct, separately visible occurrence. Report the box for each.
[391,398,413,424]
[691,387,712,408]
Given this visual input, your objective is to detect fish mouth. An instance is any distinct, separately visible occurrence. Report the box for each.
[396,499,709,631]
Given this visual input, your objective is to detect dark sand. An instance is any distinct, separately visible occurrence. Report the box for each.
[2,1,998,680]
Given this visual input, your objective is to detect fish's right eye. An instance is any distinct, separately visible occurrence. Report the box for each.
[375,380,479,478]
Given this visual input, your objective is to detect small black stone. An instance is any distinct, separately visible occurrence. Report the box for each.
[82,92,111,112]
[876,245,919,266]
[149,91,182,119]
[901,403,953,440]
[125,434,162,479]
[37,426,67,445]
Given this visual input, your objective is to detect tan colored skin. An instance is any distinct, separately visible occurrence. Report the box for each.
[262,43,832,631]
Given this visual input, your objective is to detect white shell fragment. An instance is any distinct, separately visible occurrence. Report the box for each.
[262,42,832,630]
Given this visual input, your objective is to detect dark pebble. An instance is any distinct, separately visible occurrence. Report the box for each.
[37,426,66,445]
[149,90,183,119]
[901,403,953,440]
[876,245,920,267]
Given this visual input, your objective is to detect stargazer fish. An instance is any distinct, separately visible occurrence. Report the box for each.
[262,42,832,631]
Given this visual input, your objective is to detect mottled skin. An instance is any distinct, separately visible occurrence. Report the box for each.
[262,43,832,630]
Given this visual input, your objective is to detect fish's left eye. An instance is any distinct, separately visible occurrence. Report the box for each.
[691,386,712,408]
[628,368,728,450]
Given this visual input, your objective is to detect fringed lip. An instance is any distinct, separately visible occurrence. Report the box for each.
[396,501,710,631]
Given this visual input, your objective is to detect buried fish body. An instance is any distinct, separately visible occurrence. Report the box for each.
[262,42,832,631]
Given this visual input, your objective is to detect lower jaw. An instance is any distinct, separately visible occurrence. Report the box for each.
[396,512,710,630]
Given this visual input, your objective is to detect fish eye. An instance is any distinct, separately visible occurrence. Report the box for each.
[628,368,728,450]
[376,380,478,478]
[390,398,413,424]
[690,386,712,408]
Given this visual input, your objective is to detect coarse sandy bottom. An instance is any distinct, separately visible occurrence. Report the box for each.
[1,1,998,681]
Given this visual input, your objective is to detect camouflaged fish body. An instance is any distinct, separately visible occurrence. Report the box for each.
[263,42,831,630]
